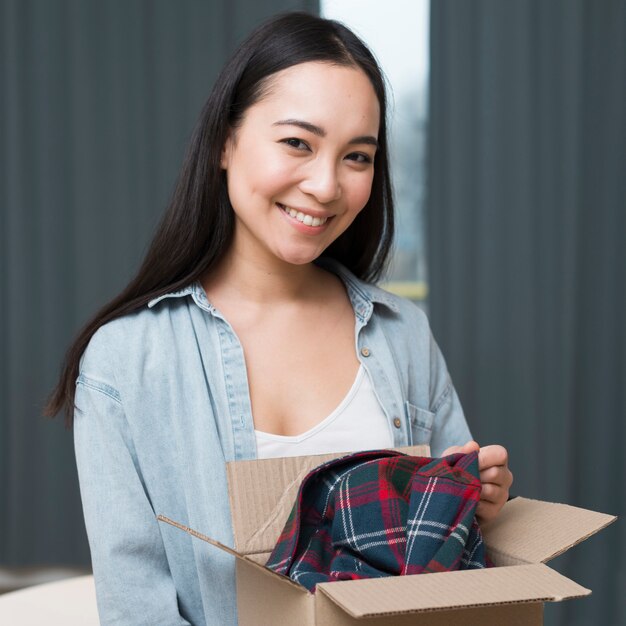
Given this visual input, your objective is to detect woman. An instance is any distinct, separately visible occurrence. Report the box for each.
[47,12,512,626]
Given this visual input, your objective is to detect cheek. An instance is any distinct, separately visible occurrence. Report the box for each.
[345,172,375,214]
[228,150,295,200]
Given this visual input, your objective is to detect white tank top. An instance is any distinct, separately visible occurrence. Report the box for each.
[255,365,393,459]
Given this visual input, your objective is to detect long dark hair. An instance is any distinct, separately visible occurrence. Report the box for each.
[46,11,394,425]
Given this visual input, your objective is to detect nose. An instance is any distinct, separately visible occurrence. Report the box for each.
[298,157,342,204]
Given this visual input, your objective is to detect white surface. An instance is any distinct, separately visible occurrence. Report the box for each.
[0,575,99,625]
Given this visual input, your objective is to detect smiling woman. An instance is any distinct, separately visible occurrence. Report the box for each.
[45,11,511,626]
[218,62,379,268]
[202,61,382,440]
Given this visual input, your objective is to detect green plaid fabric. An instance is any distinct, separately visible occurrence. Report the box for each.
[266,449,490,591]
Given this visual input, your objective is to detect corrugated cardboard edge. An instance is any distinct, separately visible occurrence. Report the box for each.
[481,497,617,565]
[315,563,590,618]
[157,515,306,595]
[226,445,430,555]
[314,594,545,626]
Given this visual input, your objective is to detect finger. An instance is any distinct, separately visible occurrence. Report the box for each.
[478,445,508,470]
[479,482,505,504]
[442,440,480,457]
[479,466,502,484]
[480,466,514,488]
[476,500,500,522]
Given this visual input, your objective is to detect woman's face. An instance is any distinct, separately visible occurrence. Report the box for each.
[221,61,380,268]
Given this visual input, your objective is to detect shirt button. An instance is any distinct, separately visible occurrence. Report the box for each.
[393,417,402,429]
[360,347,371,357]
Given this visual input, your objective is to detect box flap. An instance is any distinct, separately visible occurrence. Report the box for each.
[316,563,589,618]
[157,515,241,559]
[157,515,307,594]
[481,497,617,564]
[226,445,430,555]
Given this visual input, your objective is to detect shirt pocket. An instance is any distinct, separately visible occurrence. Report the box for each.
[405,402,434,445]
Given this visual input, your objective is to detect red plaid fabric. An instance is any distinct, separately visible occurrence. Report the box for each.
[266,450,491,591]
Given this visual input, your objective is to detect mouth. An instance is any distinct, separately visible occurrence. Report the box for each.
[277,203,330,227]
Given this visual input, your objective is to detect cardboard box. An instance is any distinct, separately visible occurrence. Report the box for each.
[158,446,616,625]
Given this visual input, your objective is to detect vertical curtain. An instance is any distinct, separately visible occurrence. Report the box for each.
[428,1,625,625]
[0,0,318,567]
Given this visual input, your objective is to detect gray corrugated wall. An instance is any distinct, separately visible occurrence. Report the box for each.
[0,0,318,567]
[428,2,625,625]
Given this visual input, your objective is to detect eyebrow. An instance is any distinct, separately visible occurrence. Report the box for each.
[272,119,379,149]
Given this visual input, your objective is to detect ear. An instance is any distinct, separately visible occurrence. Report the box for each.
[220,132,233,170]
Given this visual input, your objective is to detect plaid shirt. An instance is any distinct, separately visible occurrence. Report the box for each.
[266,450,490,591]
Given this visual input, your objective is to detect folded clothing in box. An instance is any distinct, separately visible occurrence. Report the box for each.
[266,449,491,591]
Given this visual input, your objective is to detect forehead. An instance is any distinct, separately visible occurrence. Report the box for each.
[246,61,381,135]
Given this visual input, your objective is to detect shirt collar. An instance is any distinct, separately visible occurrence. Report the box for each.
[315,258,400,321]
[147,283,205,308]
[146,259,399,320]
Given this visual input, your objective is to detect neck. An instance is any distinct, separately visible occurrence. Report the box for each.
[202,247,326,306]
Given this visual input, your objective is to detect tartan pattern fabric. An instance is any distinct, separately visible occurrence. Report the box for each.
[266,449,491,591]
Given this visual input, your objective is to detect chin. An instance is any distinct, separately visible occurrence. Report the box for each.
[277,247,326,267]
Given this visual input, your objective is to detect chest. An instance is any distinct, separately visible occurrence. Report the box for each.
[118,299,421,464]
[233,305,361,436]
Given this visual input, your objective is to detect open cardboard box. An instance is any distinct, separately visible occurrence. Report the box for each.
[159,446,616,625]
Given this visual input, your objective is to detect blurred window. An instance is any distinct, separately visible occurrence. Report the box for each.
[321,0,430,302]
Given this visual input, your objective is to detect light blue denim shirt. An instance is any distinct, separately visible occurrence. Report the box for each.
[74,260,471,626]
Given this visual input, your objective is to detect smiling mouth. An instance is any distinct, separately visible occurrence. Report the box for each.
[277,203,329,227]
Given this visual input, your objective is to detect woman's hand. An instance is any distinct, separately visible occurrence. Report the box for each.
[441,440,513,524]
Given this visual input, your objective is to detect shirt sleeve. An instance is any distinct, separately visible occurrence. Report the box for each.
[427,332,473,457]
[74,348,191,626]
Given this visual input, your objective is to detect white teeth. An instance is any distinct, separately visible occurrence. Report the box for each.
[280,204,328,226]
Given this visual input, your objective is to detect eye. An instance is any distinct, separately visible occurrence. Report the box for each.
[345,152,373,164]
[281,138,310,151]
